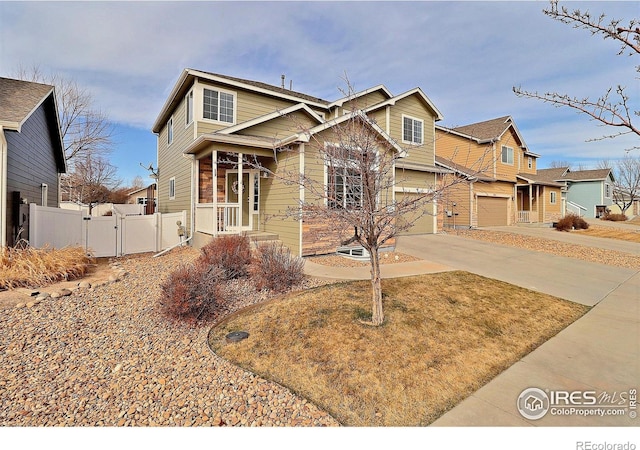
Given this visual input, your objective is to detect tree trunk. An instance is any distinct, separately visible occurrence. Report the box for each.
[370,249,384,326]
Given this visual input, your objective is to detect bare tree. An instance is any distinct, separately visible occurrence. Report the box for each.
[611,153,640,214]
[14,65,114,162]
[236,90,473,326]
[547,160,573,169]
[513,1,639,149]
[63,154,121,214]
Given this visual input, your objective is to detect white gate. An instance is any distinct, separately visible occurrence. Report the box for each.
[29,204,186,257]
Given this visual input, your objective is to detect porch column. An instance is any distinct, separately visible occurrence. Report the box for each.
[238,152,243,233]
[212,151,218,237]
[528,184,533,223]
[536,184,540,222]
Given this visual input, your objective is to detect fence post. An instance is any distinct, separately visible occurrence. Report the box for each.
[29,203,37,247]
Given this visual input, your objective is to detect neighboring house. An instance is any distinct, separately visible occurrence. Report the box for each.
[126,183,157,214]
[537,167,615,218]
[435,116,563,228]
[152,69,444,256]
[0,77,66,247]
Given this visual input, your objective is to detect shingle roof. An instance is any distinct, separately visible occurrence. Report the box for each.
[516,172,565,187]
[563,168,612,181]
[0,77,54,126]
[193,69,330,105]
[452,116,513,142]
[535,167,570,182]
[435,155,496,182]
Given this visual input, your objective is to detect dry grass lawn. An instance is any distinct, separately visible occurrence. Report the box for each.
[577,224,640,244]
[209,271,588,426]
[0,246,93,290]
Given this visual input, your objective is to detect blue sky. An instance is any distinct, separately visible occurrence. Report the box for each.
[0,1,638,187]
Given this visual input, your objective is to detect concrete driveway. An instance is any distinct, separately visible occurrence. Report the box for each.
[393,232,639,426]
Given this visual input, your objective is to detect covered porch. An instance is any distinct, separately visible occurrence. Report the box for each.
[194,150,274,236]
[516,183,541,223]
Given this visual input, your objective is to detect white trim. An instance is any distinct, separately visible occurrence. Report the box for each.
[201,85,237,125]
[299,143,305,257]
[363,87,444,121]
[0,127,7,247]
[401,114,424,145]
[218,103,324,135]
[328,85,393,108]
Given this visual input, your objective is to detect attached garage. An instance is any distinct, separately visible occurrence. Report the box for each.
[476,196,508,227]
[396,192,436,235]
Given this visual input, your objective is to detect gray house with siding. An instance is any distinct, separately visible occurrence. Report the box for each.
[0,77,66,247]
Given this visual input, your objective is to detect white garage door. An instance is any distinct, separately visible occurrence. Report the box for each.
[477,197,508,227]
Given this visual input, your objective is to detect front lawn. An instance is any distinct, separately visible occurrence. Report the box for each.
[208,271,589,426]
[577,224,640,244]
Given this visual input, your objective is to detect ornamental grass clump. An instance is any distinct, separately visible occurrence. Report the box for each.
[0,245,92,290]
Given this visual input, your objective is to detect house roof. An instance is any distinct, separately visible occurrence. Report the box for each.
[563,168,613,182]
[434,155,496,182]
[440,115,539,156]
[363,87,443,121]
[0,77,55,129]
[218,103,325,135]
[328,85,393,108]
[0,77,66,173]
[536,167,570,182]
[516,173,564,187]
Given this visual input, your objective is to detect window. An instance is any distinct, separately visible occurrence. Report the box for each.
[550,191,557,204]
[402,116,423,145]
[253,173,259,212]
[326,146,364,210]
[605,183,611,198]
[528,156,533,169]
[185,90,193,125]
[167,117,173,145]
[41,183,48,207]
[203,88,234,123]
[501,146,514,165]
[169,177,176,200]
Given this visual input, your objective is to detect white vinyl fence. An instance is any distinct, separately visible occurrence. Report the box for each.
[29,204,186,257]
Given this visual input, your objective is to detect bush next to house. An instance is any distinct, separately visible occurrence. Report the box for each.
[160,236,307,323]
[159,261,225,323]
[555,213,590,232]
[199,235,252,279]
[252,242,305,292]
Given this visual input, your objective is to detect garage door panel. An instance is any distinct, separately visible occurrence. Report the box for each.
[477,197,508,227]
[396,193,435,235]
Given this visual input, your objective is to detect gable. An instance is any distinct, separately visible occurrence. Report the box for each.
[237,109,322,139]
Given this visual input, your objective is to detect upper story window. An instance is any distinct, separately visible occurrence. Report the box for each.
[167,116,174,145]
[402,116,423,145]
[501,146,514,165]
[528,156,533,169]
[550,191,557,204]
[185,90,193,126]
[605,183,611,198]
[203,88,234,124]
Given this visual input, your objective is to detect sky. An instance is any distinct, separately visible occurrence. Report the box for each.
[0,0,638,188]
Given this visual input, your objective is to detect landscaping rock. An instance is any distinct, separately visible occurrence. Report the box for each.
[0,247,338,427]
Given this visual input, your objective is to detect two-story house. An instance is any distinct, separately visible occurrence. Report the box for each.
[537,167,615,218]
[152,69,443,256]
[435,116,563,228]
[0,77,66,247]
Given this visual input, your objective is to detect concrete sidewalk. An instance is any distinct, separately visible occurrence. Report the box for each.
[304,232,639,426]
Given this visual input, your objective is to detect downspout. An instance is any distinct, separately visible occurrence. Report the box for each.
[182,153,196,241]
[0,127,7,247]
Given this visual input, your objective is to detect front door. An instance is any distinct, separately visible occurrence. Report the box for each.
[226,171,259,230]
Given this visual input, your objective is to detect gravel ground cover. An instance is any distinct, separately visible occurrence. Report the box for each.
[453,229,640,269]
[0,247,338,427]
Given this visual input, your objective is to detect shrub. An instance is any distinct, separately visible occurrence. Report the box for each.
[159,261,225,323]
[252,242,305,292]
[199,235,252,280]
[555,213,589,231]
[602,213,628,222]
